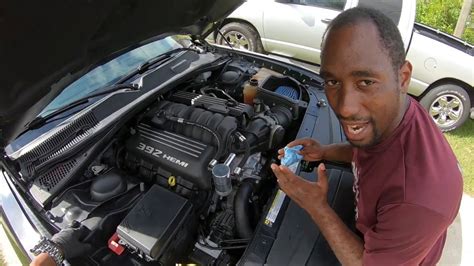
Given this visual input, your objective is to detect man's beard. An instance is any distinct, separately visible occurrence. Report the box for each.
[346,123,381,148]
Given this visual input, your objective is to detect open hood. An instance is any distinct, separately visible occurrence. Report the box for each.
[0,0,243,147]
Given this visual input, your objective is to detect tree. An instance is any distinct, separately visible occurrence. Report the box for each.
[454,0,473,37]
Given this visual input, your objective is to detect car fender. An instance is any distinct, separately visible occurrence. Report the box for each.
[406,31,474,97]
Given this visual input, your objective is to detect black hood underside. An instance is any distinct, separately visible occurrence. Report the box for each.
[0,0,243,147]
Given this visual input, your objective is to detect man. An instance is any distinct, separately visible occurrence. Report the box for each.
[30,225,91,266]
[271,7,463,266]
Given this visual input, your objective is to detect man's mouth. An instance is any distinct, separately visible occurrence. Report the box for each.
[347,124,365,135]
[341,121,370,141]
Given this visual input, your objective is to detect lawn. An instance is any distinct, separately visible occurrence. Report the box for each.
[444,118,474,196]
[0,216,29,266]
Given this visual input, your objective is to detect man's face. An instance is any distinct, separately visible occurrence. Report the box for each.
[320,21,411,148]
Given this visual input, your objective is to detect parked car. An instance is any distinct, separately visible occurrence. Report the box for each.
[1,1,354,265]
[220,0,474,131]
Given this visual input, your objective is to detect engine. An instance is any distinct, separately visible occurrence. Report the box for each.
[112,72,300,263]
[42,64,306,265]
[123,88,294,193]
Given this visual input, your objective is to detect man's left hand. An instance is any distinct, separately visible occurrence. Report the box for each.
[271,163,329,212]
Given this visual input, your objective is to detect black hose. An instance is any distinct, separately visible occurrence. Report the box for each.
[234,179,256,239]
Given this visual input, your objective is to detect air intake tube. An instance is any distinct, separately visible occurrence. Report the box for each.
[242,106,293,151]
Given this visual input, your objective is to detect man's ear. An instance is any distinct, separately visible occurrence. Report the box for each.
[399,60,412,94]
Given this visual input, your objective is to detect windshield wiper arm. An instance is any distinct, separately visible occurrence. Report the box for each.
[116,47,196,84]
[27,84,138,130]
[25,48,195,131]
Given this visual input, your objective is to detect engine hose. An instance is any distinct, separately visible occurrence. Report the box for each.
[234,179,256,239]
[164,115,224,160]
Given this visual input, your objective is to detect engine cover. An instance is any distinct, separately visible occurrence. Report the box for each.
[126,122,215,190]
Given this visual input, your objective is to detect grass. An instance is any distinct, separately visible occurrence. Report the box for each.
[0,216,29,266]
[0,216,7,266]
[0,249,4,266]
[444,119,474,196]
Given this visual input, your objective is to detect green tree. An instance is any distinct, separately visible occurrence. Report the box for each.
[416,0,474,44]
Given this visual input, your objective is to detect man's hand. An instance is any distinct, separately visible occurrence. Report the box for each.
[271,162,364,266]
[30,253,56,266]
[271,162,329,211]
[278,138,326,162]
[51,226,92,259]
[30,223,93,266]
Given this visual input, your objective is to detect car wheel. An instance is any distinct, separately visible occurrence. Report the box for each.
[420,83,471,132]
[217,22,264,53]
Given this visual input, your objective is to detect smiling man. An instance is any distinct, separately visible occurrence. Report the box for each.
[271,7,463,266]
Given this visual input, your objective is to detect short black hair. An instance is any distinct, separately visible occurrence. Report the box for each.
[321,7,406,73]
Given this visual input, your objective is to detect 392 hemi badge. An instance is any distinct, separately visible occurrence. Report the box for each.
[136,142,189,168]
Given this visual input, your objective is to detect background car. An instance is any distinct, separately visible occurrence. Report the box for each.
[218,0,474,131]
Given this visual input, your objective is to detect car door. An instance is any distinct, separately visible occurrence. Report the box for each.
[262,0,353,64]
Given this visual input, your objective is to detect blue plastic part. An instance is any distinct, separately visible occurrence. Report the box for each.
[275,86,299,100]
[281,145,303,166]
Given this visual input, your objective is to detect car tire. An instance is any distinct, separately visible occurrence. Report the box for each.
[216,22,264,53]
[420,83,471,132]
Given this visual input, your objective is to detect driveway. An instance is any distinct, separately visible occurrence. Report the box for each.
[439,194,474,265]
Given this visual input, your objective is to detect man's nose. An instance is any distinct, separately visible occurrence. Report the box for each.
[336,86,361,119]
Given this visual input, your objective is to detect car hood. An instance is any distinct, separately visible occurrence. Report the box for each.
[0,0,243,147]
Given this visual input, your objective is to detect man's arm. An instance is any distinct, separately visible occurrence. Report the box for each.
[271,163,451,266]
[309,203,364,265]
[322,142,353,163]
[271,163,363,266]
[30,225,91,266]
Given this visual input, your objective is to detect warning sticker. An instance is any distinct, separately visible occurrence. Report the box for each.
[264,160,300,227]
[264,189,286,227]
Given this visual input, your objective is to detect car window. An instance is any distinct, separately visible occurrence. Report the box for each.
[300,0,346,10]
[40,36,183,116]
[358,0,402,24]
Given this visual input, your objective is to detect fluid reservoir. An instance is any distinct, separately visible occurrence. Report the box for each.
[212,153,236,197]
[243,79,259,105]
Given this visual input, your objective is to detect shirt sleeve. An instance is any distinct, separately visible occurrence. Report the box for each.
[362,203,449,266]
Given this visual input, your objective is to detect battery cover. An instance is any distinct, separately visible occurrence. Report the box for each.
[117,185,192,260]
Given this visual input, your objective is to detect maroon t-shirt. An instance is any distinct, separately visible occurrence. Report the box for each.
[352,97,463,265]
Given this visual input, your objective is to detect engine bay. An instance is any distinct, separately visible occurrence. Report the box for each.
[14,52,316,265]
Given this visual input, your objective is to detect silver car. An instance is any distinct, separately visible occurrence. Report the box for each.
[218,0,474,131]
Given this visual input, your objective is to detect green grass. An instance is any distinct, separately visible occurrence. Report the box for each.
[0,216,7,266]
[444,119,474,196]
[0,216,30,266]
[0,249,4,266]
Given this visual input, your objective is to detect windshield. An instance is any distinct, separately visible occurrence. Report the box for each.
[39,36,183,116]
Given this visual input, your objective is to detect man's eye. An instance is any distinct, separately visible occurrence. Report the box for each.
[358,80,375,86]
[325,80,339,87]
